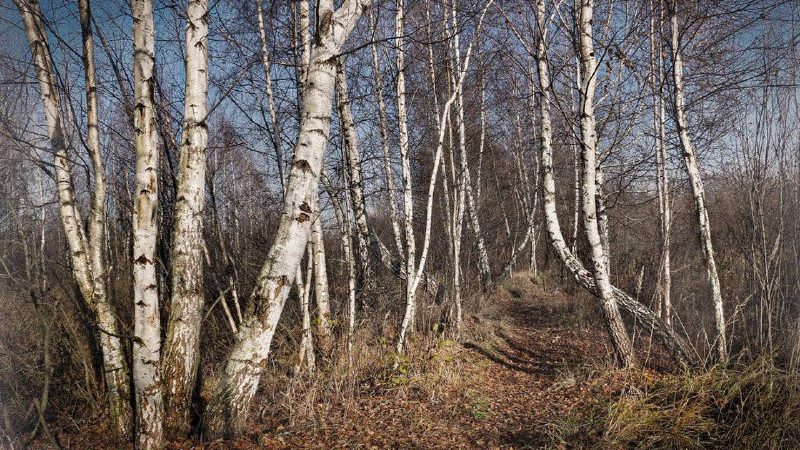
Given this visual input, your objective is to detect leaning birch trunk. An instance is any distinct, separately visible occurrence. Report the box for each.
[161,0,209,437]
[336,59,371,286]
[535,0,695,367]
[202,0,371,437]
[17,0,132,439]
[132,0,165,446]
[576,0,634,368]
[669,1,727,363]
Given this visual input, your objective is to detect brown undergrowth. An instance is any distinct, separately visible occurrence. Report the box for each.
[24,271,800,448]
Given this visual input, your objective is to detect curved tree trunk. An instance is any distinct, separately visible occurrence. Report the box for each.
[202,0,371,437]
[535,0,696,368]
[575,0,635,368]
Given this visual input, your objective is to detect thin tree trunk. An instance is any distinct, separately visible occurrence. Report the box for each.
[202,0,370,436]
[295,243,316,372]
[161,0,209,437]
[369,12,404,259]
[396,0,493,352]
[669,1,728,363]
[311,217,333,354]
[651,0,672,326]
[336,59,371,288]
[396,0,417,355]
[257,0,286,192]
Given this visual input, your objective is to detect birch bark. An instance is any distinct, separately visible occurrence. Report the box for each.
[162,0,209,436]
[131,0,165,446]
[534,0,694,366]
[336,59,371,288]
[203,0,371,436]
[669,1,727,363]
[576,0,635,368]
[16,0,132,439]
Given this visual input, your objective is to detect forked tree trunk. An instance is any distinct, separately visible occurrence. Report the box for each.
[535,0,696,367]
[576,0,635,368]
[16,0,132,439]
[161,0,209,437]
[132,0,165,446]
[202,0,370,437]
[669,1,727,363]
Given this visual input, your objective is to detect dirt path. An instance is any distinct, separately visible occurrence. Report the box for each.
[202,279,617,449]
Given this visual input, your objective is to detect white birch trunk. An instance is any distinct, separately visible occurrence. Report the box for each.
[162,0,209,436]
[202,0,370,436]
[295,243,316,372]
[132,0,165,446]
[369,13,405,259]
[17,0,133,439]
[311,218,332,352]
[257,0,286,192]
[395,0,418,355]
[534,0,694,366]
[669,1,727,363]
[576,0,635,368]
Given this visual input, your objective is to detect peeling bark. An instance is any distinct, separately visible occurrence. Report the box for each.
[15,0,132,439]
[202,0,371,436]
[162,0,209,437]
[132,0,165,446]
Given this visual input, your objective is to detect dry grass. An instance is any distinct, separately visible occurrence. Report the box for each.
[540,360,800,449]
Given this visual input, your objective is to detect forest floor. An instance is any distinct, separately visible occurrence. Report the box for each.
[192,273,665,450]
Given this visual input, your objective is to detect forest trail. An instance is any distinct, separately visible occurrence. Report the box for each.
[200,275,624,449]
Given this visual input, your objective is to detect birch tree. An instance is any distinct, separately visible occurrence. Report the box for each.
[132,0,165,446]
[161,0,209,437]
[534,0,695,367]
[575,0,635,368]
[669,0,728,363]
[336,58,371,288]
[649,0,672,326]
[202,0,371,436]
[14,0,132,439]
